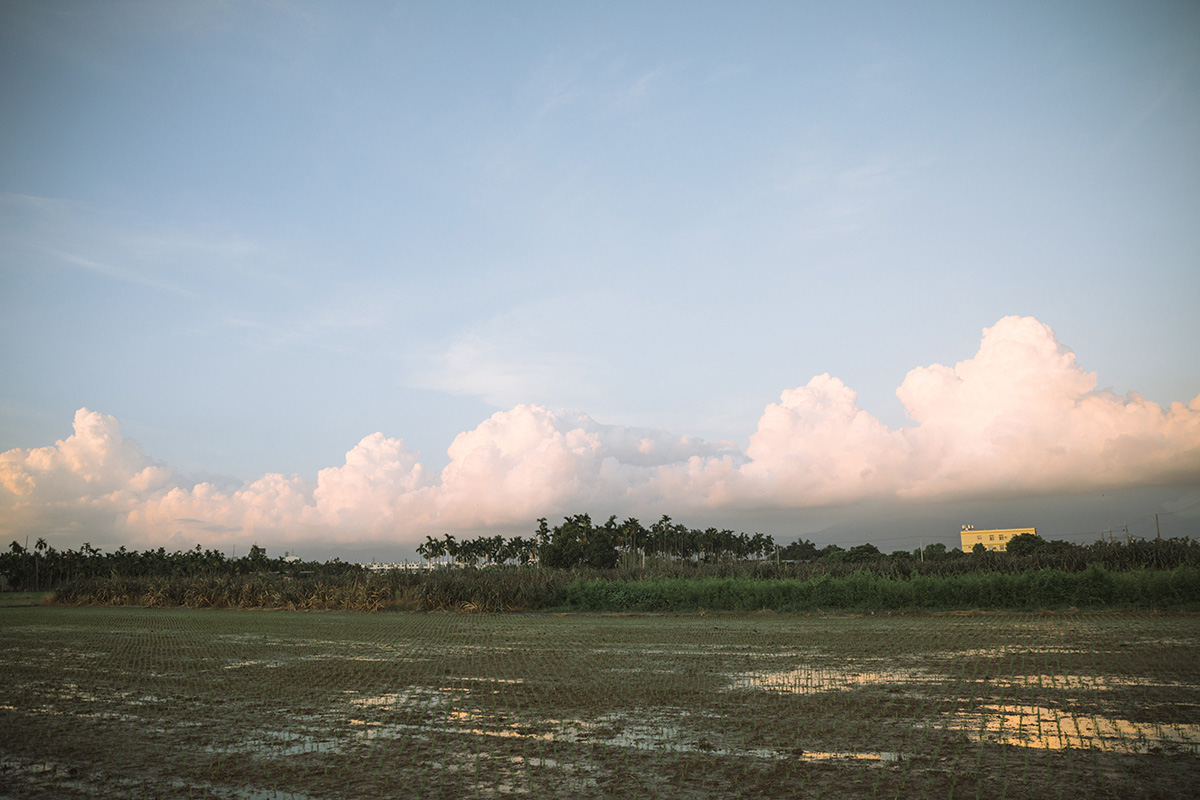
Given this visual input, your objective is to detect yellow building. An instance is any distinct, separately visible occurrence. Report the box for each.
[959,525,1037,552]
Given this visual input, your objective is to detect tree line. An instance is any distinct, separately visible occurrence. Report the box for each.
[776,532,1050,563]
[416,514,777,569]
[5,514,1197,594]
[1,538,356,593]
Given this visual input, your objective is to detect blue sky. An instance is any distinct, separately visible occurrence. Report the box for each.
[2,1,1198,558]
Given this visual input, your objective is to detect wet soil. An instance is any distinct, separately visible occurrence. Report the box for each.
[1,608,1197,798]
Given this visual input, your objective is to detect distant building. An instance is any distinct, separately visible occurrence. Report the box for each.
[959,525,1037,552]
[363,560,442,572]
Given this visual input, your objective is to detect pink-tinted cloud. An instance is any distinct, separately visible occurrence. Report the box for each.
[2,317,1197,552]
[737,373,912,503]
[427,405,733,528]
[313,433,431,532]
[704,316,1200,507]
[894,316,1200,498]
[0,408,174,500]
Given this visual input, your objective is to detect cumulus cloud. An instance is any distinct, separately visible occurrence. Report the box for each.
[427,405,736,528]
[894,316,1200,497]
[2,316,1198,553]
[0,404,732,549]
[0,408,175,501]
[711,316,1200,506]
[737,373,911,503]
[313,433,430,529]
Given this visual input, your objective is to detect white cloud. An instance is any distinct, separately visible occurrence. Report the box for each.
[1,408,174,499]
[894,316,1200,498]
[414,332,599,409]
[427,405,735,528]
[736,373,911,503]
[313,432,430,528]
[3,317,1197,553]
[410,300,613,410]
[41,248,193,295]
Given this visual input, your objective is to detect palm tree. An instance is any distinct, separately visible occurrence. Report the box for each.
[33,537,47,590]
[487,535,506,565]
[416,536,435,562]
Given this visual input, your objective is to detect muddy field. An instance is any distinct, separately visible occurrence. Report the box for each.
[1,606,1197,799]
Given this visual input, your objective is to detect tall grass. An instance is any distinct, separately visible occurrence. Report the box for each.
[51,568,575,613]
[49,564,1200,613]
[556,566,1200,613]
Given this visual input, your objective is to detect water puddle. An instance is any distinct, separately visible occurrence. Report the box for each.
[225,659,288,670]
[981,674,1190,691]
[207,727,343,756]
[344,685,464,711]
[733,660,1191,695]
[731,662,1200,755]
[953,704,1200,754]
[342,711,904,765]
[731,664,930,694]
[256,698,905,767]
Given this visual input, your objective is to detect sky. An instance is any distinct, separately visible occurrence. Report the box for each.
[2,1,1198,561]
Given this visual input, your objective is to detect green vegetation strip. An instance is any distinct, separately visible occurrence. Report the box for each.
[13,528,1200,613]
[559,566,1200,613]
[43,564,1200,613]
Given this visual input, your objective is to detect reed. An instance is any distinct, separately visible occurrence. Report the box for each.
[556,567,1200,613]
[49,564,1200,613]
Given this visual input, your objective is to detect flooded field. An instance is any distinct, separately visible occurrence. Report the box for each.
[1,607,1197,798]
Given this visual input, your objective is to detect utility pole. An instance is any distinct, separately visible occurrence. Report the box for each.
[1155,513,1161,540]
